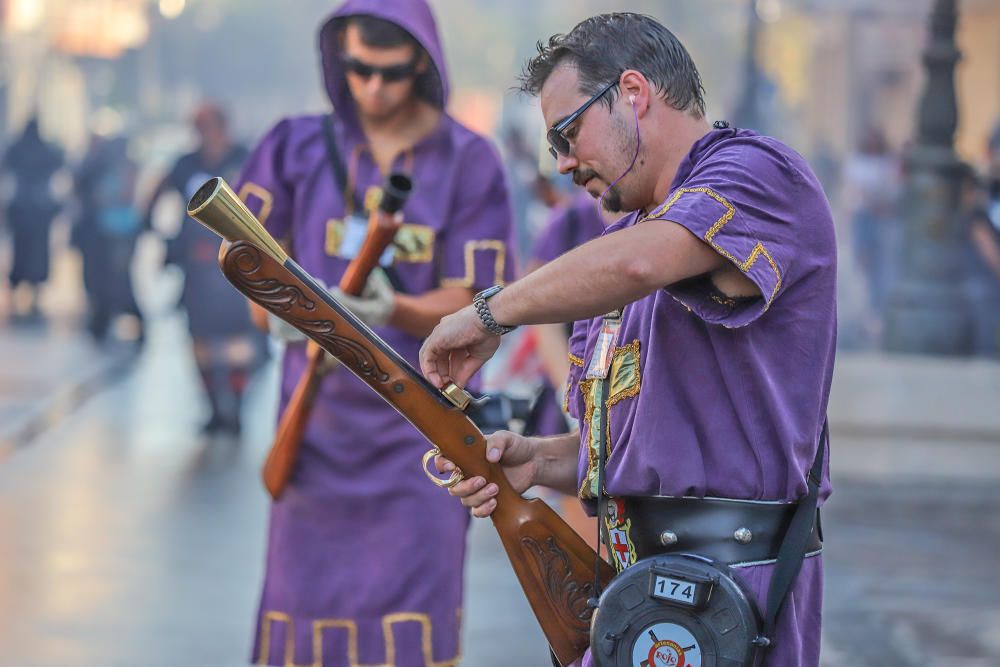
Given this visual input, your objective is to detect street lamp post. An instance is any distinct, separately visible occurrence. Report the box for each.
[733,0,764,132]
[883,0,972,355]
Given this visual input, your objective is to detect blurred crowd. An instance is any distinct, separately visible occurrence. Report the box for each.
[1,104,1000,437]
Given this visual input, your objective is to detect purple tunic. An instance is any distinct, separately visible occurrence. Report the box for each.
[233,2,514,665]
[566,127,836,666]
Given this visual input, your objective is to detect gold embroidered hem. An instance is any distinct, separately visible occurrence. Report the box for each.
[256,609,462,667]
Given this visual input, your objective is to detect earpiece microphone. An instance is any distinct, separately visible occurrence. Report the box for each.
[629,94,636,105]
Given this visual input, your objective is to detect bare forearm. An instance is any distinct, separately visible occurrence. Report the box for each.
[487,220,723,326]
[532,430,582,496]
[390,287,474,338]
[249,300,270,332]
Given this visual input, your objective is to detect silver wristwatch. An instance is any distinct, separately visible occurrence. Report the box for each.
[473,285,516,335]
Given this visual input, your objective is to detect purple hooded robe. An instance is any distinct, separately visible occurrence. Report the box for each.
[233,2,514,665]
[565,127,836,667]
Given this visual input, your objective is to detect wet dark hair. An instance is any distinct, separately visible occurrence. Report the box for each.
[339,15,442,107]
[519,13,705,118]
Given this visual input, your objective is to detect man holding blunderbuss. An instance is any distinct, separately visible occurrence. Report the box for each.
[422,13,835,667]
[233,1,514,664]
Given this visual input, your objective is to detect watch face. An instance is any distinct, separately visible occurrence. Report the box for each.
[478,285,502,299]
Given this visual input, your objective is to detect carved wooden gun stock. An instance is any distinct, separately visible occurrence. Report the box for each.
[186,177,613,666]
[261,172,411,500]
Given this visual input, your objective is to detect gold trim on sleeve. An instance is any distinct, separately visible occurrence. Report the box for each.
[238,182,274,226]
[439,239,507,288]
[568,353,584,367]
[644,187,782,307]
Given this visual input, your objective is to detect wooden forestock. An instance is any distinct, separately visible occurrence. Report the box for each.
[219,240,613,666]
[261,208,403,500]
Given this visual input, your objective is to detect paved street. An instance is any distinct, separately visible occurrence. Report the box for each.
[1,301,999,666]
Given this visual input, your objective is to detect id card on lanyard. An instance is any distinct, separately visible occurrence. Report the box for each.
[585,309,624,380]
[338,212,396,266]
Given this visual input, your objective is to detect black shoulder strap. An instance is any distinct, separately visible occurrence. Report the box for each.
[321,114,364,214]
[321,114,408,294]
[760,419,828,645]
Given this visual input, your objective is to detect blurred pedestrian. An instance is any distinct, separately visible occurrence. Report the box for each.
[502,125,541,258]
[233,1,514,665]
[1,117,64,319]
[841,126,901,340]
[72,134,144,343]
[962,162,1000,356]
[523,187,606,437]
[987,121,1000,221]
[144,103,262,435]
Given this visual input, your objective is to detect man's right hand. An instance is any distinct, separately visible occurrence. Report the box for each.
[435,430,538,518]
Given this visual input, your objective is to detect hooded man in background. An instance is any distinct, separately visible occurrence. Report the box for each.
[234,1,515,664]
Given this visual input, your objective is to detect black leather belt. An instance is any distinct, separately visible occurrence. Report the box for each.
[610,495,822,567]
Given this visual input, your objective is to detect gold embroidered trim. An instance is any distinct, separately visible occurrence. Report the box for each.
[578,340,642,499]
[393,224,435,263]
[439,239,507,288]
[257,609,462,667]
[604,515,638,573]
[568,353,584,367]
[324,219,436,263]
[363,185,382,213]
[238,182,274,226]
[710,292,737,308]
[607,339,641,406]
[325,219,343,257]
[644,187,782,306]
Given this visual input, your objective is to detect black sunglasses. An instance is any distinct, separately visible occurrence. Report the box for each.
[341,55,419,83]
[547,80,619,159]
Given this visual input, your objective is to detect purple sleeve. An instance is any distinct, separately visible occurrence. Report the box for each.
[564,319,590,420]
[647,140,815,328]
[438,138,515,290]
[232,119,296,242]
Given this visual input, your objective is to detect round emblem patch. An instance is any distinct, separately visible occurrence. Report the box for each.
[630,622,702,667]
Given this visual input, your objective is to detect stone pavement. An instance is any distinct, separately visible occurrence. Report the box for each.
[0,316,137,461]
[820,353,1000,667]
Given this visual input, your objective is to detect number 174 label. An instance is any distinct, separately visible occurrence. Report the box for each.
[651,575,699,607]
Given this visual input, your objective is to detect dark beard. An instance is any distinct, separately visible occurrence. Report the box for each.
[601,185,624,212]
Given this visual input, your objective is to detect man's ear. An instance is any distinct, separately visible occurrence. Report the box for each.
[619,69,648,114]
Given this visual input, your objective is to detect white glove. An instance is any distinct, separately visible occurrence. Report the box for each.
[328,269,395,328]
[267,311,307,343]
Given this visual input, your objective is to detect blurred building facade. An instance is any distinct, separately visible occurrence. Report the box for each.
[0,0,996,179]
[757,0,1000,166]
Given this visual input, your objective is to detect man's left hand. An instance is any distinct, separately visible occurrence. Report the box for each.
[419,305,501,388]
[329,269,395,328]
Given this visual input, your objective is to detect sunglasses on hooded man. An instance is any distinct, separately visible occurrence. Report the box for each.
[341,54,420,83]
